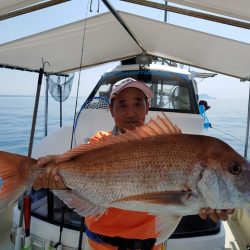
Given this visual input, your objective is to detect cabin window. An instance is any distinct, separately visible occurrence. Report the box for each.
[88,69,198,114]
[96,83,112,99]
[151,80,190,110]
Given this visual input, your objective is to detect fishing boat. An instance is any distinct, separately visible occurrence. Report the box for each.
[0,0,249,249]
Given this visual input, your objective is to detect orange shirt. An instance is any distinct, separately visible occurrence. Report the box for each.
[85,131,163,250]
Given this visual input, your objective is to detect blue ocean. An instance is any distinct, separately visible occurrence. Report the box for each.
[0,95,85,154]
[0,95,249,159]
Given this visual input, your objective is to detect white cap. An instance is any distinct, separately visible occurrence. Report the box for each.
[110,78,153,101]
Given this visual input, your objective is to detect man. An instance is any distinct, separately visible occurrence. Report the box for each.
[35,78,234,249]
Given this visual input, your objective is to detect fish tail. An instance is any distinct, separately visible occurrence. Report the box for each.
[0,151,37,212]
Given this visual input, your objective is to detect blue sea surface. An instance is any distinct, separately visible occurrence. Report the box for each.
[0,96,249,159]
[0,95,85,154]
[204,98,248,158]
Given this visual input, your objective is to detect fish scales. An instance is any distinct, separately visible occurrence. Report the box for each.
[56,135,207,207]
[48,133,249,214]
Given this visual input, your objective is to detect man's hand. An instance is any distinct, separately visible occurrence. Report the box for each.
[33,154,66,190]
[199,208,235,222]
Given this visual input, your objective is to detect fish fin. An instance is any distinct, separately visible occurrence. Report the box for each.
[52,190,106,217]
[57,114,181,163]
[155,214,182,244]
[113,190,192,205]
[0,151,36,212]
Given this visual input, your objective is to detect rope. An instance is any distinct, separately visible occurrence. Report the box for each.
[69,2,92,249]
[210,126,245,145]
[200,104,246,146]
[70,0,91,149]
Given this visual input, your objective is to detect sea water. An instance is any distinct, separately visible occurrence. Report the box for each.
[0,95,249,159]
[204,98,248,157]
[0,95,83,154]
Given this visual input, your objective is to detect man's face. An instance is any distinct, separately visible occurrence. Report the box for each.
[110,87,149,132]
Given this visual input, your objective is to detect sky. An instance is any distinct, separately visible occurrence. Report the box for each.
[0,0,249,99]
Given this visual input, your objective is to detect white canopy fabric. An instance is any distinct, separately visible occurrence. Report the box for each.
[0,0,45,15]
[167,0,250,22]
[0,11,249,79]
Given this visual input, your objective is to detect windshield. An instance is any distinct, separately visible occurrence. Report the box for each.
[88,69,199,114]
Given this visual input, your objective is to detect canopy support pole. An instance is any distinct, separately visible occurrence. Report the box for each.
[15,68,44,250]
[0,0,70,21]
[244,82,250,159]
[45,74,49,137]
[28,68,44,157]
[59,85,63,127]
[164,1,168,22]
[101,0,145,51]
[121,0,250,29]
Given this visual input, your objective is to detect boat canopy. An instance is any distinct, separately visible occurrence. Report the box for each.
[0,0,46,16]
[167,0,250,22]
[0,0,70,21]
[0,11,249,80]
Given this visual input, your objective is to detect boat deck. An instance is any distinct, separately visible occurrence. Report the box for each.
[1,235,12,249]
[0,220,250,250]
[1,209,249,250]
[224,209,250,250]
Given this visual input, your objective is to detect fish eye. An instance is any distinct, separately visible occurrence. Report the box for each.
[228,162,242,175]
